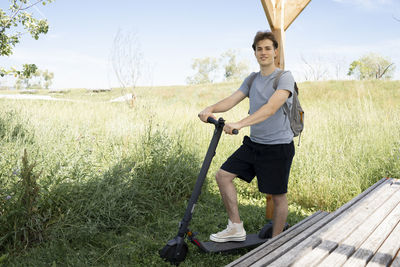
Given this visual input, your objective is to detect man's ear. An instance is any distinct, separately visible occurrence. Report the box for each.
[274,48,278,59]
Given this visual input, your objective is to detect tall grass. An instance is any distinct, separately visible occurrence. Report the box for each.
[0,80,399,266]
[289,80,400,210]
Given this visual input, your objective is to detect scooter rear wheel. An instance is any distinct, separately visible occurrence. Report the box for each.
[258,222,273,239]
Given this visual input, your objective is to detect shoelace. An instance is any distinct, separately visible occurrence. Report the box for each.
[217,225,233,235]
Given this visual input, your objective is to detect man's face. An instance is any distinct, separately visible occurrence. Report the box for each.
[254,39,277,67]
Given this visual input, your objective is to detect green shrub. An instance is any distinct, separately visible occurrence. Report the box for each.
[0,150,46,251]
[6,129,200,244]
[0,110,34,143]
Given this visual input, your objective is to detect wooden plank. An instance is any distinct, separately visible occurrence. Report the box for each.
[290,179,400,267]
[226,211,329,267]
[342,198,400,267]
[227,178,388,266]
[256,178,391,266]
[365,219,400,267]
[265,178,391,267]
[284,0,311,30]
[319,185,400,266]
[392,251,400,267]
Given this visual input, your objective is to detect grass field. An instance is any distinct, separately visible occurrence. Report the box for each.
[0,80,399,266]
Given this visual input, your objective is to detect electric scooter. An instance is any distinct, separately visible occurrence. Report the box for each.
[159,117,287,265]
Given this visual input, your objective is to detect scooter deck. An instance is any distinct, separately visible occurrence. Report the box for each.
[194,234,268,253]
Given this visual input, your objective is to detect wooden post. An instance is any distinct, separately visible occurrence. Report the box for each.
[259,0,311,219]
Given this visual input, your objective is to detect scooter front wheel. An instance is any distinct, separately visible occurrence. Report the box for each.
[160,240,188,265]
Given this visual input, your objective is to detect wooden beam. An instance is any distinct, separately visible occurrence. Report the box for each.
[272,28,285,69]
[275,0,284,29]
[260,0,311,70]
[261,0,276,29]
[259,0,311,220]
[284,0,311,30]
[261,0,311,30]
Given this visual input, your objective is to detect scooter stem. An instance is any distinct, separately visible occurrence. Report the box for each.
[176,118,225,237]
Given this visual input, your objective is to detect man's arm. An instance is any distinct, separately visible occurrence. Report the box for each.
[198,90,246,122]
[224,89,290,133]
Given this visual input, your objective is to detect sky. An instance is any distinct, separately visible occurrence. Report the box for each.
[1,0,400,89]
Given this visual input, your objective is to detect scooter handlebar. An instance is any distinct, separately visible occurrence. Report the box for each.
[206,117,238,135]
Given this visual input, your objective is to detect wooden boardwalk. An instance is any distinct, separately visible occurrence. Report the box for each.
[227,178,400,267]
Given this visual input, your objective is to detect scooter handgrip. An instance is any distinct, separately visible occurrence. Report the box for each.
[207,117,218,125]
[232,129,239,135]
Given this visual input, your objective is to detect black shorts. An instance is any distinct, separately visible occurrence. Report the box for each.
[221,136,295,194]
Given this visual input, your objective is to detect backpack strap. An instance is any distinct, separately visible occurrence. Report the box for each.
[246,72,258,93]
[246,72,258,114]
[273,70,285,90]
[272,70,291,116]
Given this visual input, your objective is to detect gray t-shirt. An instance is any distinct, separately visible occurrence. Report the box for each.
[239,68,295,144]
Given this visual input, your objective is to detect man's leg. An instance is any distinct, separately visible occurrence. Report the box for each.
[209,169,246,242]
[271,193,288,237]
[215,169,241,223]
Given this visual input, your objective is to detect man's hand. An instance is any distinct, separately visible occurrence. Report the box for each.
[224,122,242,135]
[198,107,216,123]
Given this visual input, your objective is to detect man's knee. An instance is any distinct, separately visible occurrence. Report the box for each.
[271,194,287,207]
[215,169,236,185]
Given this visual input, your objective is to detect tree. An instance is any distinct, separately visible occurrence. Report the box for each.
[0,0,53,78]
[13,64,38,89]
[29,68,42,89]
[300,54,329,81]
[111,29,143,107]
[13,67,53,89]
[220,49,249,82]
[41,69,54,89]
[331,55,347,80]
[186,57,218,84]
[347,53,396,80]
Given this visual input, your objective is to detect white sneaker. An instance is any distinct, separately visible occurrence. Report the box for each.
[210,219,246,242]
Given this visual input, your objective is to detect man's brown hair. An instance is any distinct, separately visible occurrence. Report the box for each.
[252,31,278,51]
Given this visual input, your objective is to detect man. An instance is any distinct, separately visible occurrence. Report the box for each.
[198,31,295,242]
